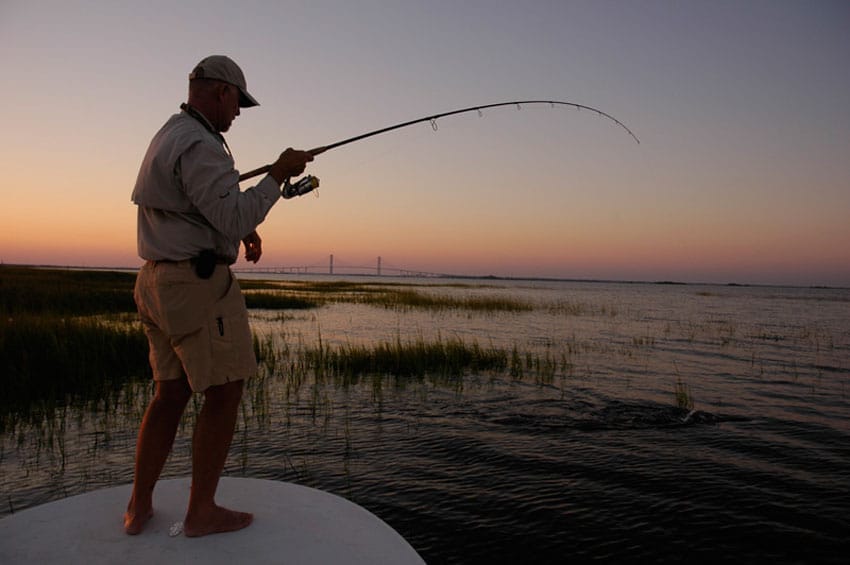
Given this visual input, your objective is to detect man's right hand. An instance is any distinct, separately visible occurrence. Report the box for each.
[269,148,314,184]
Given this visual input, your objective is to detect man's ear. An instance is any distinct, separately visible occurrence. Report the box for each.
[213,82,229,102]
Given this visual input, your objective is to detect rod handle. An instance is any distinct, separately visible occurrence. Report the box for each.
[237,146,326,182]
[238,164,271,182]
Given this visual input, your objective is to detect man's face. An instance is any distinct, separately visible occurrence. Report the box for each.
[217,84,241,132]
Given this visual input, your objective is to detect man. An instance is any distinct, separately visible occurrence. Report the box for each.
[124,55,313,537]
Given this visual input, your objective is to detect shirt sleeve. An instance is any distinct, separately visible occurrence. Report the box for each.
[179,139,281,242]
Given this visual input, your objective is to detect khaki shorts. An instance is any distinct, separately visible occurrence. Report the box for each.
[134,260,257,392]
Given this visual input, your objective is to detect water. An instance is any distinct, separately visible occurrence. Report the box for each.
[2,278,849,563]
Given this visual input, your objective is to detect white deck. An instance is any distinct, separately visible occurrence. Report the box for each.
[0,477,425,564]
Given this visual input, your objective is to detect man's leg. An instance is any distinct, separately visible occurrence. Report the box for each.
[183,379,253,537]
[124,377,193,534]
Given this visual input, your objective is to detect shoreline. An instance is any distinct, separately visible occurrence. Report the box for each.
[2,263,847,291]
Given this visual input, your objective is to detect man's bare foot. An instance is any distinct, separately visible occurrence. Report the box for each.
[183,504,253,537]
[124,507,154,535]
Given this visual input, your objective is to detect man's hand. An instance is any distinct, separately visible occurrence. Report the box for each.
[242,230,263,263]
[269,148,314,184]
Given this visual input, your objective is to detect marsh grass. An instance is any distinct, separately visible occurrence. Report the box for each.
[2,267,644,430]
[674,378,695,410]
[242,279,531,313]
[0,268,335,426]
[243,292,318,310]
[0,267,147,428]
[303,336,509,381]
[356,289,533,312]
[242,280,497,293]
[0,315,150,430]
[248,280,404,295]
[0,266,137,316]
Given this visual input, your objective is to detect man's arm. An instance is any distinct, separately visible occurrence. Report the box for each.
[181,144,313,242]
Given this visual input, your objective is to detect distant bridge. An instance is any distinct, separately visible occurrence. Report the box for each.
[234,255,448,278]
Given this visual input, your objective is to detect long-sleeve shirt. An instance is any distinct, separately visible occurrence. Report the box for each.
[131,107,280,263]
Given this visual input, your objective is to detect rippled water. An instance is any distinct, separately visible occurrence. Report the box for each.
[2,278,849,563]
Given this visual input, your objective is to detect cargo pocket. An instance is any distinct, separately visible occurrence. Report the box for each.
[158,276,207,337]
[208,275,256,381]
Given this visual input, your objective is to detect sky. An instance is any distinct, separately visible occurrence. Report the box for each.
[1,0,848,286]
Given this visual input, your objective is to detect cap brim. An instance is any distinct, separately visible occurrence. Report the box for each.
[238,88,259,108]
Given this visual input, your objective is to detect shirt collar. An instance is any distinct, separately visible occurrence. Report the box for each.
[180,103,231,156]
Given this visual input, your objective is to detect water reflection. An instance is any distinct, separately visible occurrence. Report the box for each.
[2,279,849,562]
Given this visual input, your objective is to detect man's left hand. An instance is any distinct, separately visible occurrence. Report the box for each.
[243,230,263,263]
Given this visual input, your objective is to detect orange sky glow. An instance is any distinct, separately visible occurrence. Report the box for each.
[1,1,848,287]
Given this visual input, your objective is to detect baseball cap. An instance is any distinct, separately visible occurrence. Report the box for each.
[189,55,259,108]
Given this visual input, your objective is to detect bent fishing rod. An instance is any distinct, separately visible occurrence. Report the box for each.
[239,100,639,197]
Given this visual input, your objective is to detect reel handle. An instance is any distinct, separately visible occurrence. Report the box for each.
[282,175,320,199]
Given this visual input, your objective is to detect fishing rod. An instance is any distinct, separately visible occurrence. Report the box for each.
[239,100,639,195]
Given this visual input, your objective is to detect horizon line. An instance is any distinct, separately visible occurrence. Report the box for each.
[2,262,847,291]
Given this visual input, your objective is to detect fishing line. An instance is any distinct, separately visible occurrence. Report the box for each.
[239,100,639,192]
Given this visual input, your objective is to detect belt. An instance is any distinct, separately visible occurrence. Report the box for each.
[149,258,230,265]
[148,252,230,280]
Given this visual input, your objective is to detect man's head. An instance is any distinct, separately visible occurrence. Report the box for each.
[187,55,258,132]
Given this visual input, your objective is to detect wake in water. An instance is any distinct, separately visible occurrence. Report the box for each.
[491,397,750,432]
[575,400,751,431]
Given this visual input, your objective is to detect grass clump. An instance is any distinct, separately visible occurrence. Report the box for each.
[244,292,318,310]
[304,336,508,380]
[361,289,533,312]
[674,378,695,410]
